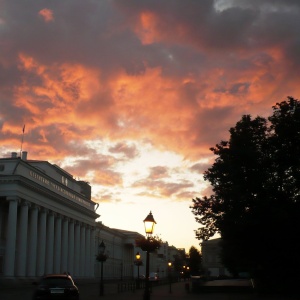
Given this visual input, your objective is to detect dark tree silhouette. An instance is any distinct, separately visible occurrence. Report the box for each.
[191,97,300,288]
[188,246,202,276]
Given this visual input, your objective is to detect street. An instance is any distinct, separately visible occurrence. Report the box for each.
[0,281,297,300]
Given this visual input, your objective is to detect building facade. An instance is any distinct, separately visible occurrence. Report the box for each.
[0,152,185,281]
[94,224,143,280]
[0,152,99,279]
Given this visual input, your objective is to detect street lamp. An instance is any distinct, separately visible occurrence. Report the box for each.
[136,251,141,260]
[183,265,186,281]
[144,211,156,235]
[168,261,172,293]
[135,252,142,289]
[97,240,107,296]
[143,211,156,300]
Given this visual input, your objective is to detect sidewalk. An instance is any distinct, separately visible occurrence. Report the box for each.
[79,281,195,300]
[79,281,292,300]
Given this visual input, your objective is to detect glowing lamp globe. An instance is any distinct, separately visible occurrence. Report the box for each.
[136,252,141,260]
[143,211,156,236]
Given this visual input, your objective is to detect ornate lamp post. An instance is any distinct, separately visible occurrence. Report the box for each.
[168,261,172,293]
[97,240,107,296]
[143,211,156,300]
[135,252,142,289]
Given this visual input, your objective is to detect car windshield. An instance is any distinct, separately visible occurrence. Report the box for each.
[40,277,73,287]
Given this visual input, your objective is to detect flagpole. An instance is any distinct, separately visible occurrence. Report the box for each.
[20,125,25,157]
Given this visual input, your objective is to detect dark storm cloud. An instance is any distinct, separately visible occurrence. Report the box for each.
[114,0,300,70]
[1,0,300,89]
[115,0,253,50]
[1,1,145,74]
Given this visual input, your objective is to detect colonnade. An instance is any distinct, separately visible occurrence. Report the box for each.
[3,196,95,278]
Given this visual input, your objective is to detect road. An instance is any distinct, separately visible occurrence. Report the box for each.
[0,280,297,300]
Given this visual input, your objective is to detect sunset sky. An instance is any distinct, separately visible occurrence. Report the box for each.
[1,0,300,252]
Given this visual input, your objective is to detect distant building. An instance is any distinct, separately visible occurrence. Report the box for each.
[94,223,144,280]
[201,238,231,277]
[93,223,178,280]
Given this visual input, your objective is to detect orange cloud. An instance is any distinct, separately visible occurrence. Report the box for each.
[8,42,300,167]
[13,47,300,164]
[38,8,54,23]
[136,11,159,45]
[94,169,123,186]
[15,53,104,126]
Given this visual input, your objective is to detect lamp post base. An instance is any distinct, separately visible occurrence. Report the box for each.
[143,288,150,300]
[144,250,150,300]
[99,261,104,296]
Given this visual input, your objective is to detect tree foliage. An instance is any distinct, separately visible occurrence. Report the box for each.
[172,249,187,272]
[96,253,108,262]
[188,246,202,275]
[191,97,300,278]
[135,235,162,252]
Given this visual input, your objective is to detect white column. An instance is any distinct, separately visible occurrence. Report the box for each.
[27,205,39,277]
[85,227,91,276]
[90,228,95,277]
[68,220,75,276]
[54,214,62,273]
[74,222,81,277]
[16,201,29,277]
[80,225,86,276]
[46,211,55,274]
[4,197,19,277]
[61,217,69,273]
[37,208,47,276]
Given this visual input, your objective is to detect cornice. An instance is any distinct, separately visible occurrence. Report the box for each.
[0,175,99,219]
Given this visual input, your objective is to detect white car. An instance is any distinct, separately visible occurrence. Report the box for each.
[149,272,159,281]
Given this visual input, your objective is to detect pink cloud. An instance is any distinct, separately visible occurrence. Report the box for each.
[38,8,54,22]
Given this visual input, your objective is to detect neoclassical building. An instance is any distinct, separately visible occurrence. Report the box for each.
[0,152,99,279]
[0,152,181,281]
